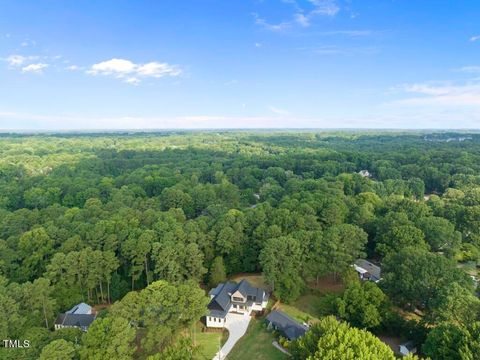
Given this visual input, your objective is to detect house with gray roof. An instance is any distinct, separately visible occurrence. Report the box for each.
[54,302,96,332]
[353,259,382,283]
[266,310,308,340]
[399,340,417,356]
[206,279,268,328]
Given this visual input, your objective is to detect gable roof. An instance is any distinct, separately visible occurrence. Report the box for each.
[55,313,95,328]
[207,279,266,318]
[266,310,308,340]
[354,259,381,281]
[67,302,92,315]
[208,282,237,313]
[208,284,224,297]
[236,279,257,297]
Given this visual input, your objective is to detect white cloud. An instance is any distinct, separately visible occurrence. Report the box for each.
[125,77,140,85]
[87,58,182,84]
[137,62,181,77]
[470,35,480,42]
[5,110,480,130]
[458,66,480,73]
[255,42,262,48]
[268,105,290,115]
[393,81,480,106]
[253,13,290,31]
[88,58,137,75]
[309,0,340,16]
[6,54,27,66]
[66,65,81,71]
[255,0,339,31]
[294,13,310,27]
[21,63,48,73]
[20,39,36,47]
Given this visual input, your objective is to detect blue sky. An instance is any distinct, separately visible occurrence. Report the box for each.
[1,0,480,129]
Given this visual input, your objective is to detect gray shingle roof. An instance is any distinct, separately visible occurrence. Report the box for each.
[55,313,95,328]
[66,302,92,315]
[354,259,381,281]
[236,279,257,297]
[266,310,308,340]
[208,282,237,313]
[207,279,266,318]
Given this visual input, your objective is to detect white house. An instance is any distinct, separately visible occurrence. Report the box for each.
[358,170,372,178]
[206,280,268,328]
[353,259,382,283]
[399,341,417,356]
[54,302,96,332]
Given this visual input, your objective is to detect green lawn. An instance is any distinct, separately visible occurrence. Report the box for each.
[227,318,288,360]
[276,289,340,323]
[193,323,228,360]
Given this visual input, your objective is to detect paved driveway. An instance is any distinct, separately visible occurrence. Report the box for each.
[212,313,251,360]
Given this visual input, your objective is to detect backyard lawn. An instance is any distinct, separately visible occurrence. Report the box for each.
[276,274,345,323]
[227,318,288,360]
[193,322,228,360]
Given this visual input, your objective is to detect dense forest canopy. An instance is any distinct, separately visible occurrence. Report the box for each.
[1,131,480,359]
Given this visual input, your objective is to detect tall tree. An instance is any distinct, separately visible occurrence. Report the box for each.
[102,250,119,304]
[382,248,473,309]
[336,281,388,329]
[23,278,57,329]
[208,256,226,287]
[422,322,480,360]
[290,316,395,360]
[17,227,54,281]
[260,235,304,302]
[321,224,367,280]
[39,339,76,360]
[79,317,136,360]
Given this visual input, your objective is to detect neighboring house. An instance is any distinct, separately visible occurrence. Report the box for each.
[266,310,308,340]
[206,279,268,328]
[399,341,417,356]
[54,302,96,332]
[358,170,372,178]
[353,259,382,283]
[471,275,478,289]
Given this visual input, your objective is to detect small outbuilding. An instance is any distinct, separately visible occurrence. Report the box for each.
[266,310,308,340]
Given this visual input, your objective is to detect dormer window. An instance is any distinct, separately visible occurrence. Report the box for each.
[233,296,244,302]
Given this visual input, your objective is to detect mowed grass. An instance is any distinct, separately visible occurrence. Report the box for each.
[276,275,345,323]
[227,318,288,360]
[193,322,228,360]
[277,301,317,323]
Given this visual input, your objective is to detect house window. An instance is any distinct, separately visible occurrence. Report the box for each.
[233,297,243,302]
